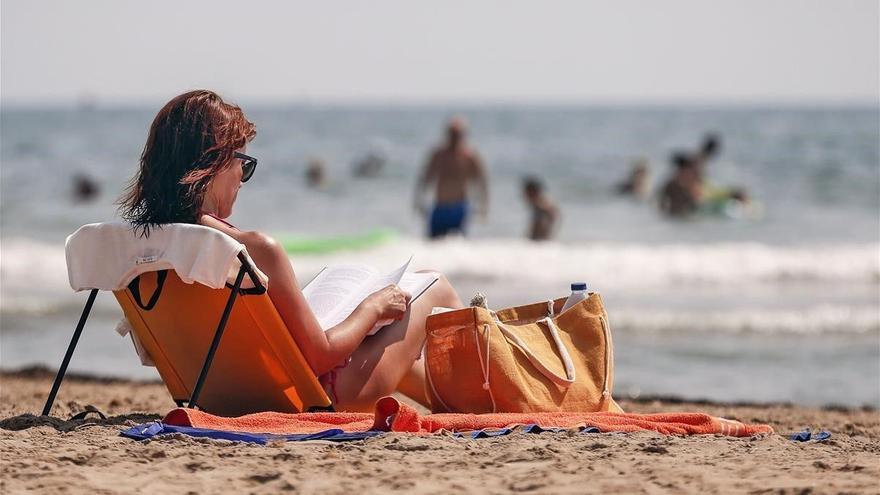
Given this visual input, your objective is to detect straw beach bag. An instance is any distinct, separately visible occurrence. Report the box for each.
[424,293,623,414]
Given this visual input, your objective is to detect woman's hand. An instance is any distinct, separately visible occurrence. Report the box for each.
[362,284,411,322]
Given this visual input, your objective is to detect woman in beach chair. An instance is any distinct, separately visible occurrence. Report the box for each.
[117,90,463,412]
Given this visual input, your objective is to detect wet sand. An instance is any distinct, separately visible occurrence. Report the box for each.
[1,368,878,494]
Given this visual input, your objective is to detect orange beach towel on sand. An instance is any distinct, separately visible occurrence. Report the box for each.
[164,397,773,437]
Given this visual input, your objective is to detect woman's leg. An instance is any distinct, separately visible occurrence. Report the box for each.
[396,356,430,409]
[332,273,462,411]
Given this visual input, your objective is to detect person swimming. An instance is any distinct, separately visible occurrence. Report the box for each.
[522,176,559,241]
[660,134,758,220]
[352,140,388,178]
[305,157,327,189]
[72,173,100,203]
[659,151,702,217]
[616,158,651,200]
[413,117,489,239]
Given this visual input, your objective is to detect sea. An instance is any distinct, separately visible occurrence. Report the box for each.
[1,104,878,408]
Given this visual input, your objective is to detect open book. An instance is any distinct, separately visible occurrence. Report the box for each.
[302,258,438,335]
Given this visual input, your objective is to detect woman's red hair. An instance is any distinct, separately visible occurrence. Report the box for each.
[118,90,256,235]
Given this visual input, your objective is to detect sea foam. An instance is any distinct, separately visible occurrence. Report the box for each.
[3,236,878,334]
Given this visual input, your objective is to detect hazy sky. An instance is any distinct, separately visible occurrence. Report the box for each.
[2,0,878,105]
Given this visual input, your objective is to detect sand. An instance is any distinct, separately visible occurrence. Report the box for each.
[1,368,878,494]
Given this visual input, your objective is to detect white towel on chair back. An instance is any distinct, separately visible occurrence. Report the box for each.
[65,222,267,291]
[65,222,268,367]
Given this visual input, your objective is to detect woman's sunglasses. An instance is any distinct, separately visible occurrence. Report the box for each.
[234,152,258,183]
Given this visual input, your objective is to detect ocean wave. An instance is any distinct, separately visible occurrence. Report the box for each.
[1,297,874,335]
[290,237,880,288]
[1,238,71,297]
[3,236,878,337]
[609,305,880,334]
[3,237,878,296]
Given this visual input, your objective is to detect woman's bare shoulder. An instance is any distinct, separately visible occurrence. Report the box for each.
[198,214,277,247]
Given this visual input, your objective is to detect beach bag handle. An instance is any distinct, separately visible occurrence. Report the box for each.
[496,317,576,387]
[462,316,577,413]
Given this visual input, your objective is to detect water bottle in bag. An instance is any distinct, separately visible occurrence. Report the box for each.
[560,282,588,313]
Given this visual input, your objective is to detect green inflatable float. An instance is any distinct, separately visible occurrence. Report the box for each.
[277,228,397,255]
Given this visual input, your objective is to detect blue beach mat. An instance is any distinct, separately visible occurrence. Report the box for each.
[121,422,382,444]
[122,422,601,444]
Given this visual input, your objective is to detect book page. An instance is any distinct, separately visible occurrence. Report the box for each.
[359,263,439,335]
[398,272,439,302]
[302,258,439,335]
[368,257,412,292]
[341,258,412,333]
[302,264,377,329]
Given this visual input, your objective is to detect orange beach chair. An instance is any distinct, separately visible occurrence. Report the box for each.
[42,223,332,417]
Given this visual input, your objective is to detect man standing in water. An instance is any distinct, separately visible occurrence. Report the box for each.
[414,117,489,238]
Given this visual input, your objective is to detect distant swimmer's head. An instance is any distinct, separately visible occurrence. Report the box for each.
[623,158,650,198]
[701,133,721,158]
[671,151,694,170]
[119,90,256,234]
[522,176,544,201]
[306,158,327,188]
[632,158,649,176]
[729,187,749,203]
[72,173,100,203]
[446,116,467,148]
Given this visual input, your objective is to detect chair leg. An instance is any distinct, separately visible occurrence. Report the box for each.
[42,289,98,417]
[188,266,247,409]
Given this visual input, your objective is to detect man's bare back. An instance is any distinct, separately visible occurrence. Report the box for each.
[426,146,484,204]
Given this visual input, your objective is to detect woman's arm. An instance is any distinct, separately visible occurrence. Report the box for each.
[199,215,407,375]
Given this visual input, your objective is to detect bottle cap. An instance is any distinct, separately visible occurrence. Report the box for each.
[571,282,587,291]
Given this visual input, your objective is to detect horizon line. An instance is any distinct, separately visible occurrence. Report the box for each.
[2,95,878,110]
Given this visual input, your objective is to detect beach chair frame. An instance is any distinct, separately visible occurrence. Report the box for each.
[41,252,264,417]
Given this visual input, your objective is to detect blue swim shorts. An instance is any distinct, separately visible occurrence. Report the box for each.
[429,202,469,238]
